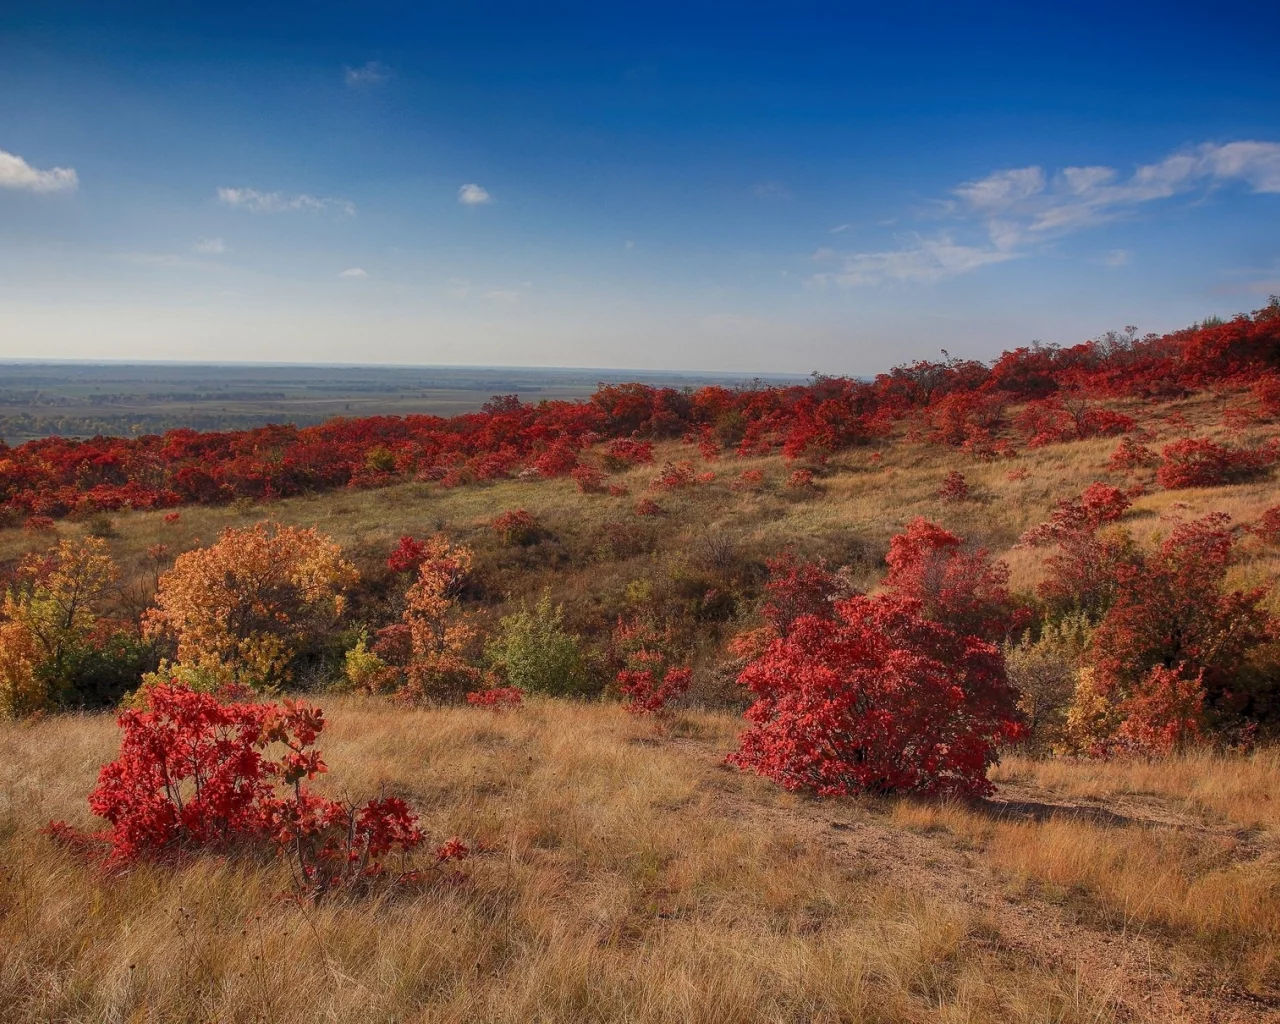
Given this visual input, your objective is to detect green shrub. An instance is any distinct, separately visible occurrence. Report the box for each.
[486,591,590,696]
[1003,612,1093,751]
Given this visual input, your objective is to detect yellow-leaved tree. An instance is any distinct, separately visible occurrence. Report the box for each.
[0,537,119,718]
[143,522,357,691]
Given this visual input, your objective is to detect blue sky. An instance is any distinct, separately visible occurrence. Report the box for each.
[1,1,1278,373]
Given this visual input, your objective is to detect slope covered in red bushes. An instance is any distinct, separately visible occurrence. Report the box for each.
[3,303,1277,520]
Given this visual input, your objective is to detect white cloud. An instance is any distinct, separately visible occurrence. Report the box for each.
[458,183,492,206]
[216,186,355,216]
[625,239,635,249]
[828,223,853,234]
[0,148,78,193]
[339,267,368,278]
[953,141,1280,235]
[344,61,390,86]
[193,237,226,254]
[820,140,1280,288]
[812,236,1020,287]
[482,289,521,304]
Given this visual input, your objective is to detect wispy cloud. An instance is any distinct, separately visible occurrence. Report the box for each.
[339,267,368,278]
[344,61,390,86]
[812,236,1020,287]
[216,187,355,216]
[820,140,1280,287]
[0,147,78,193]
[1100,248,1131,268]
[193,237,226,254]
[457,183,492,206]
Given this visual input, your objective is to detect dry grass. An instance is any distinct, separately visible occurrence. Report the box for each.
[1,699,1132,1024]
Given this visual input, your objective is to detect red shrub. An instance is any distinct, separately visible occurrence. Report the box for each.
[608,482,630,497]
[601,438,656,471]
[1116,665,1206,755]
[883,518,1026,643]
[1091,514,1273,701]
[785,469,815,491]
[23,515,56,533]
[1253,373,1280,419]
[571,465,607,494]
[1108,437,1159,474]
[634,498,664,516]
[531,441,580,479]
[163,511,182,525]
[387,535,428,574]
[937,470,969,503]
[466,686,524,710]
[1156,438,1274,489]
[613,618,692,716]
[47,684,466,899]
[1021,484,1131,546]
[1249,506,1280,546]
[491,508,541,545]
[731,468,764,491]
[759,551,848,637]
[652,461,697,490]
[728,594,1024,797]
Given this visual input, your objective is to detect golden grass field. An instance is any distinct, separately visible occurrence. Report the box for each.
[2,699,1278,1023]
[1,387,1278,1022]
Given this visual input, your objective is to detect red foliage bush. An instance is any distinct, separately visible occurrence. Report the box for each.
[601,438,656,471]
[1116,665,1206,755]
[759,551,848,637]
[465,686,524,710]
[785,469,815,491]
[23,515,56,533]
[652,461,697,490]
[162,511,182,525]
[1249,506,1280,546]
[387,535,428,574]
[491,508,541,545]
[613,619,692,716]
[47,684,466,899]
[883,518,1025,643]
[1021,483,1131,547]
[530,441,581,479]
[634,498,664,516]
[937,470,969,503]
[571,465,607,494]
[1156,438,1274,489]
[1253,373,1280,419]
[1091,514,1273,703]
[731,468,764,491]
[728,594,1025,797]
[1108,437,1159,474]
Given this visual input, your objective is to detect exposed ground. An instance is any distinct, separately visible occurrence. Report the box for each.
[2,699,1277,1023]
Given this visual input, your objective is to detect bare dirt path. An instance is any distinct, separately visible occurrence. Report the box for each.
[666,734,1279,1024]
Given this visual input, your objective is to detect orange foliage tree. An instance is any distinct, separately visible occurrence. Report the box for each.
[143,522,357,690]
[394,536,483,701]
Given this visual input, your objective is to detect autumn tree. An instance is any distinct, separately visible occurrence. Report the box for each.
[143,522,357,690]
[395,536,482,701]
[0,537,119,718]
